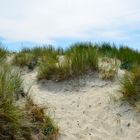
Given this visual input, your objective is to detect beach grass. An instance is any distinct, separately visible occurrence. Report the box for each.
[38,43,98,81]
[11,42,140,82]
[13,45,59,70]
[0,63,23,139]
[0,62,59,140]
[0,44,8,60]
[67,43,98,75]
[13,52,35,68]
[120,66,140,106]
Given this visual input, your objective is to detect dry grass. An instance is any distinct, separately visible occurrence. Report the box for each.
[98,57,119,80]
[25,99,59,140]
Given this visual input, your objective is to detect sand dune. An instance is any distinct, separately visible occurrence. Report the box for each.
[22,70,140,140]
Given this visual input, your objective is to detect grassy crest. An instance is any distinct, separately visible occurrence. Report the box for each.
[38,43,98,81]
[12,42,140,81]
[67,43,98,75]
[97,43,140,70]
[97,42,118,58]
[13,46,58,70]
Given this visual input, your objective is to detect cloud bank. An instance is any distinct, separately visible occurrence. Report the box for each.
[0,0,140,49]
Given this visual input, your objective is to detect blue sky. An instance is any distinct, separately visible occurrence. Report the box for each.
[0,0,140,51]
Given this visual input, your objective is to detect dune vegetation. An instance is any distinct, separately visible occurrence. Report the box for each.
[12,42,140,106]
[0,55,59,139]
[1,41,140,139]
[120,66,140,108]
[0,44,8,61]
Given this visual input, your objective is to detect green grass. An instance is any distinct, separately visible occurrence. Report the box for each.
[13,45,58,70]
[120,67,140,106]
[97,42,118,58]
[118,46,140,70]
[38,43,98,81]
[37,52,68,81]
[11,42,140,81]
[96,42,140,70]
[0,63,59,140]
[13,52,35,68]
[38,58,71,81]
[0,44,7,60]
[0,63,23,139]
[67,43,98,75]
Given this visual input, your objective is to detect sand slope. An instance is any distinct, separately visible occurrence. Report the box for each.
[22,70,140,140]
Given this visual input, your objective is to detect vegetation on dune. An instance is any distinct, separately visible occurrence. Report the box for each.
[98,57,119,80]
[13,46,59,70]
[97,42,140,70]
[0,63,23,139]
[38,57,71,81]
[97,42,118,58]
[120,66,140,107]
[38,43,98,81]
[0,43,8,60]
[0,63,59,140]
[67,43,98,74]
[13,52,35,68]
[118,46,140,70]
[25,99,59,140]
[1,41,140,139]
[12,42,140,81]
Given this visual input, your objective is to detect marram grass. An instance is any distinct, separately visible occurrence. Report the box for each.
[38,43,98,81]
[0,63,59,140]
[120,67,140,106]
[0,63,23,139]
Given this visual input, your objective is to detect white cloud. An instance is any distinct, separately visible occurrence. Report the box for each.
[0,0,140,43]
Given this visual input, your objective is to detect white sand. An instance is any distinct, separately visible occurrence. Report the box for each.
[22,70,140,140]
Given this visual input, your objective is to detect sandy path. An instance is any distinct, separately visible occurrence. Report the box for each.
[22,70,140,140]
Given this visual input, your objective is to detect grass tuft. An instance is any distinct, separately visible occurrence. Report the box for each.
[0,43,7,61]
[120,67,140,106]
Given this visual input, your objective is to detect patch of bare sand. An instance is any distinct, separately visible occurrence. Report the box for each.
[22,70,140,140]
